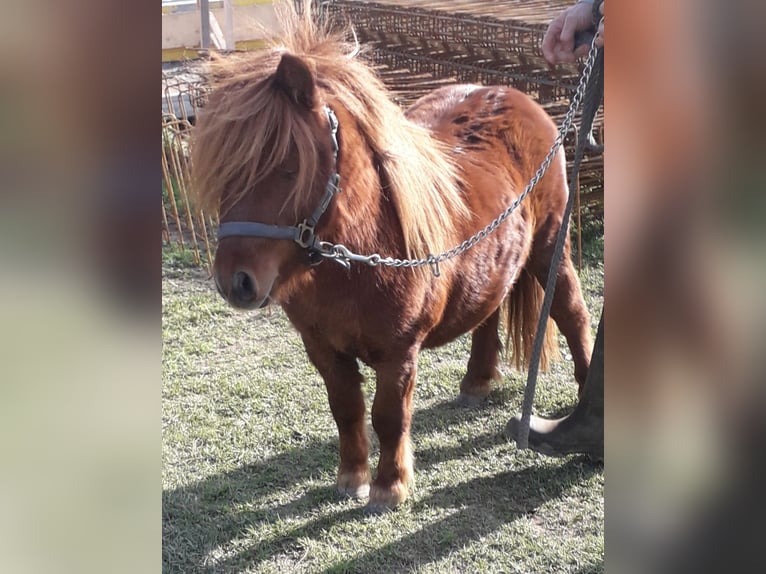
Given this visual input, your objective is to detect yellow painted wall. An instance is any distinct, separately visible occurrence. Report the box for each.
[162,1,280,61]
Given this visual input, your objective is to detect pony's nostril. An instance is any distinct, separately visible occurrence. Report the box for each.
[232,271,256,301]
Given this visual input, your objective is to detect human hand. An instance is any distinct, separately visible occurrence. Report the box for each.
[542,1,599,65]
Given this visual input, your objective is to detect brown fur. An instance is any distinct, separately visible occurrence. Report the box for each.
[198,3,593,512]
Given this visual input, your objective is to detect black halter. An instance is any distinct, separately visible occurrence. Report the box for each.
[217,105,341,265]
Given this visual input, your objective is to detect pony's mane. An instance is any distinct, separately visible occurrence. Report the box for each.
[192,2,469,258]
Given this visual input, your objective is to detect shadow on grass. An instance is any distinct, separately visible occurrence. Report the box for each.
[575,560,605,574]
[163,397,593,573]
[321,458,598,574]
[163,434,338,573]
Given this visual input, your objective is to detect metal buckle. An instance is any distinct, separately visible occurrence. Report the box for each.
[295,221,315,249]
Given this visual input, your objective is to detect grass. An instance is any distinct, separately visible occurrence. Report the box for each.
[162,243,200,269]
[162,222,604,573]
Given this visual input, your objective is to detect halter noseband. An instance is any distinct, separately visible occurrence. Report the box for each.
[217,105,341,265]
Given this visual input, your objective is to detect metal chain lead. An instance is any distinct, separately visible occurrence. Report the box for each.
[320,32,602,271]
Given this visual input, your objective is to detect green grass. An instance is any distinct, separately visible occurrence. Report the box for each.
[162,230,604,573]
[573,205,604,264]
[162,243,200,269]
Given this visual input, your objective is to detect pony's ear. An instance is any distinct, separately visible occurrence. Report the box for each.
[274,53,318,109]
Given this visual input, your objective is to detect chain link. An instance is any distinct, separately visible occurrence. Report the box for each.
[321,31,602,271]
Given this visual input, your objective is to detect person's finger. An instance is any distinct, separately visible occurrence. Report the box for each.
[574,43,590,58]
[554,45,576,64]
[559,13,578,49]
[542,36,556,65]
[542,16,565,65]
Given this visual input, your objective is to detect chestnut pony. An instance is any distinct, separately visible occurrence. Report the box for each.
[193,9,592,513]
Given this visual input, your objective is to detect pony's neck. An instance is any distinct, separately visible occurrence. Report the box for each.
[325,104,408,256]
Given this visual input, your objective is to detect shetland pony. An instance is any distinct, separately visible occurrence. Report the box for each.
[192,7,592,513]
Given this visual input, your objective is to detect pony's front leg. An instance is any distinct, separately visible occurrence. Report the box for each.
[302,338,370,499]
[367,352,418,513]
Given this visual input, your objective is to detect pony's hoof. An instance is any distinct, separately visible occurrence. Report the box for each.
[456,391,488,408]
[336,470,370,500]
[458,373,494,407]
[363,502,394,516]
[337,483,370,499]
[366,481,407,513]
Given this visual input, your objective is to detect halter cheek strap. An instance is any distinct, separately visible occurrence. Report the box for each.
[217,105,341,264]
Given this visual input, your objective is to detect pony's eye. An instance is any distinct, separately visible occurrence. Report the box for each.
[278,167,298,181]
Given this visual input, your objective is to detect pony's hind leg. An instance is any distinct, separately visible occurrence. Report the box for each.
[458,309,502,406]
[367,351,418,513]
[529,234,593,393]
[302,338,370,499]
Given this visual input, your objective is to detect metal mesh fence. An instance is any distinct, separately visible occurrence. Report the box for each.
[161,0,603,272]
[162,65,216,270]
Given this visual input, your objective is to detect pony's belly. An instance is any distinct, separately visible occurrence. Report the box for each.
[422,271,515,349]
[422,309,496,348]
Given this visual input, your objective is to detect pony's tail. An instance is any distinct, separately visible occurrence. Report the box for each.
[501,268,559,372]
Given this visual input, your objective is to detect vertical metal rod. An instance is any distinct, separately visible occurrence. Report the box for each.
[573,126,583,273]
[223,0,235,51]
[200,0,210,51]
